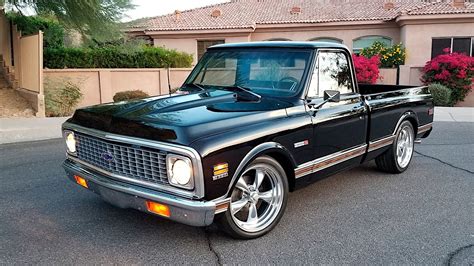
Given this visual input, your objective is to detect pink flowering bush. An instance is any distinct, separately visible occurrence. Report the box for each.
[422,48,474,104]
[352,54,380,84]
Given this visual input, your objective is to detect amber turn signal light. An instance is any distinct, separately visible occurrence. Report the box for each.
[74,175,88,188]
[146,201,171,217]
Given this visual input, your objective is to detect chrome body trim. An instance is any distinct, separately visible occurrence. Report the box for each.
[367,122,432,153]
[368,135,396,152]
[294,144,367,179]
[62,122,205,199]
[364,86,428,98]
[417,122,433,134]
[63,159,216,226]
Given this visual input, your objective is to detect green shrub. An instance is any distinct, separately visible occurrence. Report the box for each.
[360,41,406,68]
[45,78,83,117]
[422,50,474,104]
[7,13,64,49]
[113,90,149,102]
[428,83,452,106]
[44,46,193,69]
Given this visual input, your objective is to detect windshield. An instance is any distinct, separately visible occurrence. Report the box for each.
[183,49,312,97]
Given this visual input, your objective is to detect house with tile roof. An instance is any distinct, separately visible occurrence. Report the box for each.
[126,0,473,96]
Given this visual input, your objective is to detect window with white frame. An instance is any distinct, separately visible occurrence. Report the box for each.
[352,36,392,54]
[431,37,474,58]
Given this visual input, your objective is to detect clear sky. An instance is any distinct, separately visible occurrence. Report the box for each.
[123,0,230,22]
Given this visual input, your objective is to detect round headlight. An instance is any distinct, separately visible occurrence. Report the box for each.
[65,132,76,153]
[171,159,192,185]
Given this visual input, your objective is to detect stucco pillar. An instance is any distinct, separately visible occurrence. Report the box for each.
[158,68,170,95]
[98,70,113,103]
[398,65,411,85]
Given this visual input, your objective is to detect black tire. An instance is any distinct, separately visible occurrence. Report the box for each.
[375,120,415,173]
[218,156,289,239]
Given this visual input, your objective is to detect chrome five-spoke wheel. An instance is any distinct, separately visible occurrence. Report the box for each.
[375,120,415,173]
[220,156,288,239]
[396,124,414,168]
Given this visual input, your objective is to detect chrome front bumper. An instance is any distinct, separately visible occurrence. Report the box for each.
[63,159,220,227]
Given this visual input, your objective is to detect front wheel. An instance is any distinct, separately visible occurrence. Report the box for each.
[375,120,415,173]
[218,156,289,239]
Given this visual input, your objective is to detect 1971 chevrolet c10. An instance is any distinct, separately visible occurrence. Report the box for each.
[62,42,434,239]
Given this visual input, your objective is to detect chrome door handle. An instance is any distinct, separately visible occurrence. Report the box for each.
[351,106,364,113]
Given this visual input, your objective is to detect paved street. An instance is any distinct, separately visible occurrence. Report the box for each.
[0,121,472,264]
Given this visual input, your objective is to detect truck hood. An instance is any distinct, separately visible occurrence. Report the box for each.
[68,90,292,145]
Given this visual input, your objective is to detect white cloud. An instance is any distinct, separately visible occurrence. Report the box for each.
[123,0,230,22]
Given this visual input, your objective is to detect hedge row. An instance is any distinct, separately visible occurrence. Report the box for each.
[7,13,64,48]
[44,47,194,69]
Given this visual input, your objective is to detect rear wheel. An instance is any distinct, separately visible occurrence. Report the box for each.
[219,156,289,239]
[375,120,415,173]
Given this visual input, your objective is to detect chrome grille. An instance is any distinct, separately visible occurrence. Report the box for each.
[75,133,168,184]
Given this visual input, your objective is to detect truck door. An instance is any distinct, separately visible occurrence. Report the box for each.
[298,50,367,178]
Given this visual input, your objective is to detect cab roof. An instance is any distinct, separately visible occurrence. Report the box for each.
[208,41,348,50]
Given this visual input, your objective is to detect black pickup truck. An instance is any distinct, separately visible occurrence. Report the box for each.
[62,42,433,239]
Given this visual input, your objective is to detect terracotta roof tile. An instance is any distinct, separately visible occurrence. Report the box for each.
[407,1,474,14]
[129,0,474,31]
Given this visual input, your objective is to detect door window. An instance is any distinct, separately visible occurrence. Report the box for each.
[308,51,354,98]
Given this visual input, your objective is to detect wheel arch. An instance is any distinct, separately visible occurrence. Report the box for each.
[394,111,419,136]
[222,142,297,198]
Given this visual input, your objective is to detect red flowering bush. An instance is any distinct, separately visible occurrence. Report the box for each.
[422,48,474,104]
[352,54,380,84]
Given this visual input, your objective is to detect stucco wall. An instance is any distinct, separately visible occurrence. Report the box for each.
[152,26,401,61]
[154,38,198,63]
[0,9,45,116]
[44,70,102,108]
[225,35,251,43]
[250,25,401,51]
[401,21,474,66]
[378,68,398,85]
[0,10,12,72]
[154,35,251,64]
[20,34,43,94]
[44,68,192,108]
[457,89,474,107]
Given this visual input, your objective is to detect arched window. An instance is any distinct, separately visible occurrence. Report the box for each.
[264,38,292,41]
[352,36,392,53]
[308,37,343,44]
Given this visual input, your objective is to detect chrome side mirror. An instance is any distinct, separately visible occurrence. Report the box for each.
[323,90,340,103]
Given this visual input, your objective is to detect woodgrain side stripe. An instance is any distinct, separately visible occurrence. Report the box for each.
[295,145,367,179]
[368,135,396,152]
[417,123,433,134]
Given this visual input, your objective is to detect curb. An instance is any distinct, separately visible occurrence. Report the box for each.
[0,117,69,144]
[433,107,474,122]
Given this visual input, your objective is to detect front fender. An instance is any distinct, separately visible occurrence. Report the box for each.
[190,111,312,200]
[225,142,297,198]
[200,142,297,201]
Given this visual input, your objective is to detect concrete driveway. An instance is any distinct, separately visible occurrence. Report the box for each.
[0,121,473,264]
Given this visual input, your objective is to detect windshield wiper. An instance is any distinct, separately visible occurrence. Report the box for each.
[223,85,262,102]
[183,83,206,91]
